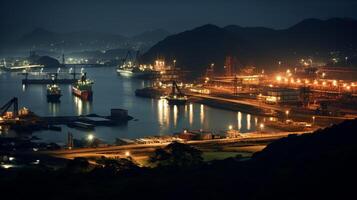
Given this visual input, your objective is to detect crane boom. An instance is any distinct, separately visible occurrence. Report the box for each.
[0,97,18,117]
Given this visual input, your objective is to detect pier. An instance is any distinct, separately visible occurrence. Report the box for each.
[20,71,79,85]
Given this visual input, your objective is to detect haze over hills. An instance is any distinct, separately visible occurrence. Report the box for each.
[0,27,171,57]
[141,18,357,75]
[2,18,357,73]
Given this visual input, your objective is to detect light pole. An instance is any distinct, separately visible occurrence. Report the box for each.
[125,151,131,157]
[285,110,290,121]
[87,134,94,142]
[312,116,316,126]
[259,123,264,134]
[228,125,233,131]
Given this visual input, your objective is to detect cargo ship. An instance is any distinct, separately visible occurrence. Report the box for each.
[46,84,62,102]
[165,81,188,105]
[72,73,93,101]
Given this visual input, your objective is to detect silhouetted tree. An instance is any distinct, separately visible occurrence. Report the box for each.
[65,157,90,173]
[95,157,140,175]
[149,141,203,168]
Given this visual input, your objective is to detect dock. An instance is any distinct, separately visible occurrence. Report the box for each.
[39,109,133,128]
[22,79,76,84]
[20,72,79,85]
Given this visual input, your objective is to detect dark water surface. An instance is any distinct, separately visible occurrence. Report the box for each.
[0,67,259,144]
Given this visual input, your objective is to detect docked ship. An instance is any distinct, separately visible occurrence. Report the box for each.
[165,81,188,105]
[116,51,160,79]
[72,73,93,101]
[46,84,62,102]
[117,63,160,79]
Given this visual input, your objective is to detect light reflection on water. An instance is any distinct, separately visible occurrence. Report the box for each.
[0,67,261,144]
[237,111,242,130]
[247,114,251,130]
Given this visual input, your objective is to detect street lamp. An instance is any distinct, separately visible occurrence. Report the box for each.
[259,123,264,133]
[87,134,94,141]
[285,110,290,121]
[312,116,316,125]
[228,125,233,130]
[125,151,131,157]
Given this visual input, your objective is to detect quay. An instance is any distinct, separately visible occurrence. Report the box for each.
[40,111,133,127]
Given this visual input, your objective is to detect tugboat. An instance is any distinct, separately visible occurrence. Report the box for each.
[165,81,188,105]
[46,74,62,102]
[72,73,93,101]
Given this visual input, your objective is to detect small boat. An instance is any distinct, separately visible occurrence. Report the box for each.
[72,73,93,101]
[165,81,188,105]
[46,74,62,102]
[47,84,62,102]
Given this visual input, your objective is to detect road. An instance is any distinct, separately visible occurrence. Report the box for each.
[39,131,311,160]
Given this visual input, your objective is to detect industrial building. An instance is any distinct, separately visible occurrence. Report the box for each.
[262,87,300,104]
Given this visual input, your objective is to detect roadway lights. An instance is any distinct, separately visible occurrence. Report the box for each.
[333,80,337,87]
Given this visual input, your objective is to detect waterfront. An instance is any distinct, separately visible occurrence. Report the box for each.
[0,67,259,144]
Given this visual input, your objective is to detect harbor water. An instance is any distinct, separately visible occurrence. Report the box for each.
[0,67,259,144]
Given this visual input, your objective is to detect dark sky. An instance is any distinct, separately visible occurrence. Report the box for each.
[1,0,357,36]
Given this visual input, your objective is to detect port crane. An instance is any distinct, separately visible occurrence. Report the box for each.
[121,50,140,67]
[171,81,184,96]
[0,97,19,117]
[165,81,188,105]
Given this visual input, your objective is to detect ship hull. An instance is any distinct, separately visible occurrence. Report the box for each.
[117,69,159,79]
[166,98,187,105]
[72,86,93,101]
[47,94,62,102]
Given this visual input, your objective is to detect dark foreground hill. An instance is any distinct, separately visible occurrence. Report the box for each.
[142,18,357,75]
[1,119,357,199]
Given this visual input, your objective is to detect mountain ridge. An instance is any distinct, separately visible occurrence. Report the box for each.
[141,18,357,75]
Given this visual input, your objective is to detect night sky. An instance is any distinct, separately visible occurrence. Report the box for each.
[1,0,357,36]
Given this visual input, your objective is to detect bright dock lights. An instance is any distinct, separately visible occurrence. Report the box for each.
[87,134,94,141]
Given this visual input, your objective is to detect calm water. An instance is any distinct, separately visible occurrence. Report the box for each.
[0,67,259,144]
